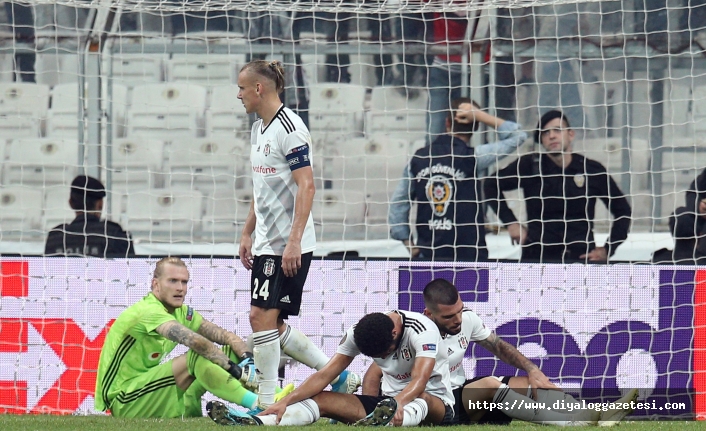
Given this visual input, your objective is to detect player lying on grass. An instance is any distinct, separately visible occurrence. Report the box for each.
[95,256,292,418]
[364,279,637,427]
[207,310,456,426]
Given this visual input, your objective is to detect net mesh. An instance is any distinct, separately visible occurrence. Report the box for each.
[0,0,703,418]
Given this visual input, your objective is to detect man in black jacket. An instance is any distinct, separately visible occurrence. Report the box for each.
[668,167,706,263]
[45,175,134,257]
[389,98,527,261]
[484,110,632,263]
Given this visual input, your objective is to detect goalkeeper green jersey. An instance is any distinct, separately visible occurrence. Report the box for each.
[94,292,203,411]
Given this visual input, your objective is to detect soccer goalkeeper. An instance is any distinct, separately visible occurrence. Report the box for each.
[95,256,291,418]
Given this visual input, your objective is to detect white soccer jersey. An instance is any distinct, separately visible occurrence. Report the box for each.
[443,309,492,389]
[337,310,454,406]
[250,105,316,256]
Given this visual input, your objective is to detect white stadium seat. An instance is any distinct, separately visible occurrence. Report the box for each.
[4,138,79,186]
[166,137,249,194]
[0,83,50,139]
[121,189,204,240]
[35,53,80,87]
[127,83,208,138]
[110,137,165,190]
[206,85,251,138]
[0,185,43,236]
[168,55,236,86]
[202,188,253,241]
[366,86,428,143]
[308,84,366,137]
[312,189,366,240]
[109,53,166,87]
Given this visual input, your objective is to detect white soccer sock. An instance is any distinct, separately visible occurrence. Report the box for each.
[253,329,280,407]
[258,399,321,426]
[401,398,428,426]
[279,324,329,370]
[493,383,579,426]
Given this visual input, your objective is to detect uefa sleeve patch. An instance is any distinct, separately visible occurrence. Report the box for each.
[286,144,311,171]
[422,344,436,351]
[186,306,194,321]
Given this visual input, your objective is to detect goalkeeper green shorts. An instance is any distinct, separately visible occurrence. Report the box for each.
[109,360,196,418]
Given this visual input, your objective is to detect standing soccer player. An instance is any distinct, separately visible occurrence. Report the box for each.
[237,60,360,411]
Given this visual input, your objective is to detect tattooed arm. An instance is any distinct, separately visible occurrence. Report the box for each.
[196,320,251,359]
[155,320,231,369]
[476,331,559,394]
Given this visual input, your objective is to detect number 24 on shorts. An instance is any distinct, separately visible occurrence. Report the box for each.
[253,279,270,300]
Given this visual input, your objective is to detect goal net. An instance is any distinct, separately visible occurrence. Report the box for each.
[0,0,703,419]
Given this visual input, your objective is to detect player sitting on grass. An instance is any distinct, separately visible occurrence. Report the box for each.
[94,256,293,418]
[207,310,455,427]
[364,279,637,427]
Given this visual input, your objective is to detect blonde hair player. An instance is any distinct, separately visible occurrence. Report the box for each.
[233,60,361,414]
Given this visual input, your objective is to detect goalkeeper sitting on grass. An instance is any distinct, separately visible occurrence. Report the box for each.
[95,256,292,418]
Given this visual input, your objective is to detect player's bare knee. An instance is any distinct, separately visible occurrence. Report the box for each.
[418,393,446,425]
[249,306,279,331]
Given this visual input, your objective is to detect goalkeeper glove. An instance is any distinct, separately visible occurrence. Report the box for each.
[232,357,258,391]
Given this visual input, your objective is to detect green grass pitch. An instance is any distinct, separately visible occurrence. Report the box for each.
[2,416,706,431]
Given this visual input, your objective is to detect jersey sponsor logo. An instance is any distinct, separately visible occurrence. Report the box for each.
[574,174,585,188]
[458,336,468,350]
[393,372,412,380]
[425,175,454,217]
[280,295,291,303]
[186,306,193,321]
[422,343,436,351]
[263,258,276,277]
[253,165,277,174]
[401,347,412,361]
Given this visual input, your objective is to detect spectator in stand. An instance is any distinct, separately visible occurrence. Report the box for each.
[389,98,527,261]
[484,110,632,263]
[45,175,135,258]
[668,167,706,264]
[4,2,35,82]
[426,4,469,143]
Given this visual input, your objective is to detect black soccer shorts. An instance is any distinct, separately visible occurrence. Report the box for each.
[250,252,313,318]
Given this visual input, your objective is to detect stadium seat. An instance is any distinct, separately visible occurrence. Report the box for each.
[206,85,251,138]
[167,55,236,86]
[0,185,43,237]
[4,138,79,186]
[331,135,411,194]
[166,137,248,194]
[0,53,18,82]
[692,85,706,135]
[46,83,129,139]
[34,53,80,87]
[127,82,208,138]
[312,189,366,240]
[366,86,428,143]
[0,83,50,139]
[41,184,76,232]
[110,137,165,190]
[308,83,366,137]
[202,188,253,241]
[109,51,166,87]
[298,32,327,85]
[121,189,204,240]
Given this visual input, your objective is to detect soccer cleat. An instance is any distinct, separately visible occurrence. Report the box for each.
[598,388,639,427]
[207,400,263,426]
[330,370,362,394]
[352,398,398,427]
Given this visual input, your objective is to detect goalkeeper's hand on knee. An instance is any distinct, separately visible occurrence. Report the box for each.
[230,358,258,391]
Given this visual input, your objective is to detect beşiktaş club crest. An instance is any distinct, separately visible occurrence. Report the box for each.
[263,141,271,156]
[263,258,276,277]
[425,175,453,217]
[574,174,585,188]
